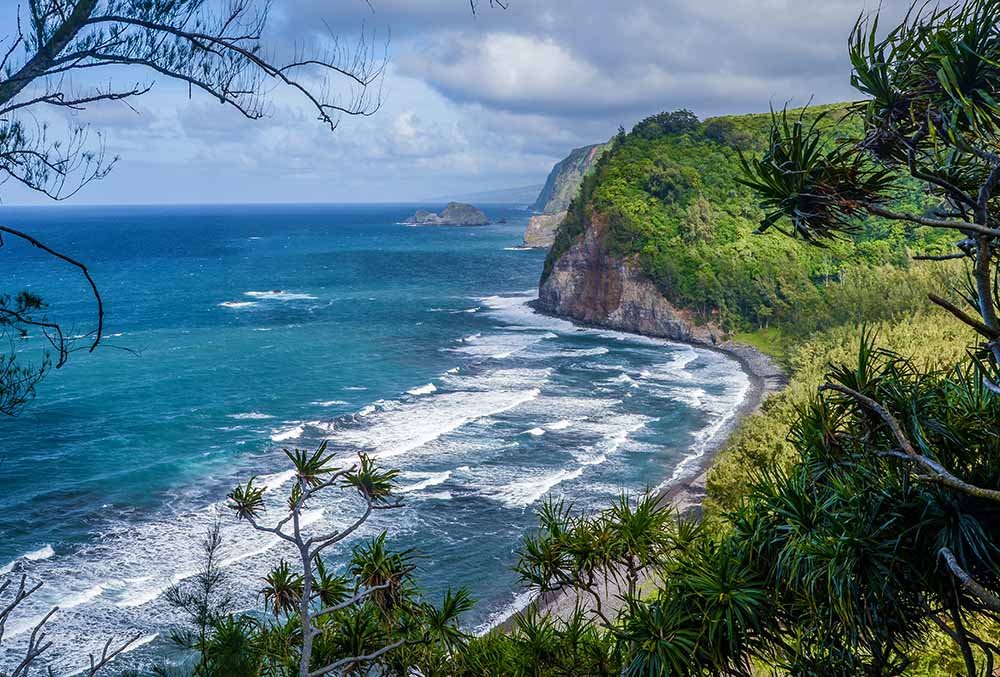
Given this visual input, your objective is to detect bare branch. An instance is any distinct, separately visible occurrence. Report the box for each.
[928,294,1000,341]
[308,638,407,677]
[0,225,103,354]
[822,383,1000,503]
[310,582,391,620]
[863,203,1000,238]
[940,547,1000,614]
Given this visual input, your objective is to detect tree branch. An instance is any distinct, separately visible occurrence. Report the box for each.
[308,638,407,677]
[821,383,1000,503]
[928,293,1000,340]
[863,203,1000,238]
[0,225,103,353]
[940,547,1000,614]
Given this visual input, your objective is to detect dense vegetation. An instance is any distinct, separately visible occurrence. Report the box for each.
[527,1,1000,674]
[544,105,956,336]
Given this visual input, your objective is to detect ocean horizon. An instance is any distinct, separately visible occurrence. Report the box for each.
[0,202,749,672]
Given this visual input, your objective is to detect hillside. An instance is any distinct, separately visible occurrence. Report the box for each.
[538,107,954,341]
[531,143,610,215]
[522,143,610,248]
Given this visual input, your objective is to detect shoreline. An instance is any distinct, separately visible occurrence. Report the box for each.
[491,308,788,630]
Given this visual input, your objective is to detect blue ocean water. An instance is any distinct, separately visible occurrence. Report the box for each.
[0,203,749,672]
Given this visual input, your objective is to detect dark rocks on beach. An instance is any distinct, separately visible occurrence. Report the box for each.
[405,202,491,226]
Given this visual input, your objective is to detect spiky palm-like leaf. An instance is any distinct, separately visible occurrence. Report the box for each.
[227,477,266,520]
[262,560,304,617]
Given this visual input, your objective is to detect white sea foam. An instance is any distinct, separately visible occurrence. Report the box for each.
[559,347,610,357]
[407,383,437,396]
[312,400,348,407]
[476,589,537,636]
[219,301,259,309]
[449,331,555,360]
[397,471,453,493]
[244,290,317,301]
[491,467,585,508]
[228,412,274,420]
[338,388,541,460]
[524,427,546,436]
[547,419,572,431]
[270,425,305,442]
[419,491,453,501]
[0,544,55,575]
[258,469,296,492]
[343,386,368,391]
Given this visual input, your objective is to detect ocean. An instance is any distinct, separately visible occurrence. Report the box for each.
[0,203,749,673]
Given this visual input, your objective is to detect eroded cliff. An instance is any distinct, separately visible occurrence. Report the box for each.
[537,213,723,344]
[531,143,609,215]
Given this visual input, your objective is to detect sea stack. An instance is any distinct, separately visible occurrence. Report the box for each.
[406,202,491,226]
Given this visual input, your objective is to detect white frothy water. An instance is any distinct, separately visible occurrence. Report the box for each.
[397,471,453,493]
[244,290,318,301]
[0,292,752,673]
[0,545,55,575]
[407,383,438,396]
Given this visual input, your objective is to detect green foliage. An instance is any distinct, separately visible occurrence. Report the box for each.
[633,110,701,140]
[681,195,714,244]
[516,493,675,607]
[542,103,951,334]
[449,607,620,676]
[0,290,54,416]
[737,108,895,242]
[706,312,974,519]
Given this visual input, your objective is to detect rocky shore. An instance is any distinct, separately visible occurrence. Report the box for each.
[522,212,566,248]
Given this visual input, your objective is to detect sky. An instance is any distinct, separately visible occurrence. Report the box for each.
[1,0,912,205]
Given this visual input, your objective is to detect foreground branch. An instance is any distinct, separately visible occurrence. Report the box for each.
[821,383,1000,503]
[940,547,1000,614]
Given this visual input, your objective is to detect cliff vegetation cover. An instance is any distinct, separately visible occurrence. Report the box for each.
[544,106,956,337]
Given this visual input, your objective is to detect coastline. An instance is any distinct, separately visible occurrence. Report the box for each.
[492,309,788,630]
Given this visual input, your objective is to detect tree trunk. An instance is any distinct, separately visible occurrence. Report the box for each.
[0,0,101,106]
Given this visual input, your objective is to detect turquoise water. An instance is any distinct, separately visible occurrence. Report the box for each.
[0,204,749,672]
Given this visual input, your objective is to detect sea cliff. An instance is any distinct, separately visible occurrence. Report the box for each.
[531,143,609,215]
[536,211,723,344]
[522,212,565,248]
[523,142,609,249]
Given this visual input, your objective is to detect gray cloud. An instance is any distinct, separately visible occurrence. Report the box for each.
[0,0,918,204]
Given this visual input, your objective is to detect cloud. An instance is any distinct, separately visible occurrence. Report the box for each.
[395,0,915,120]
[0,0,919,205]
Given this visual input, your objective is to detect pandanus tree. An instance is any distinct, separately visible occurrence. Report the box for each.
[227,442,473,676]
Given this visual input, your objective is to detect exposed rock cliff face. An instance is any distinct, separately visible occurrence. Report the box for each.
[531,143,609,214]
[406,202,490,226]
[537,213,723,344]
[523,211,566,248]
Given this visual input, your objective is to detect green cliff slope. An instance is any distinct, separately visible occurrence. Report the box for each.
[542,107,954,336]
[531,143,610,214]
